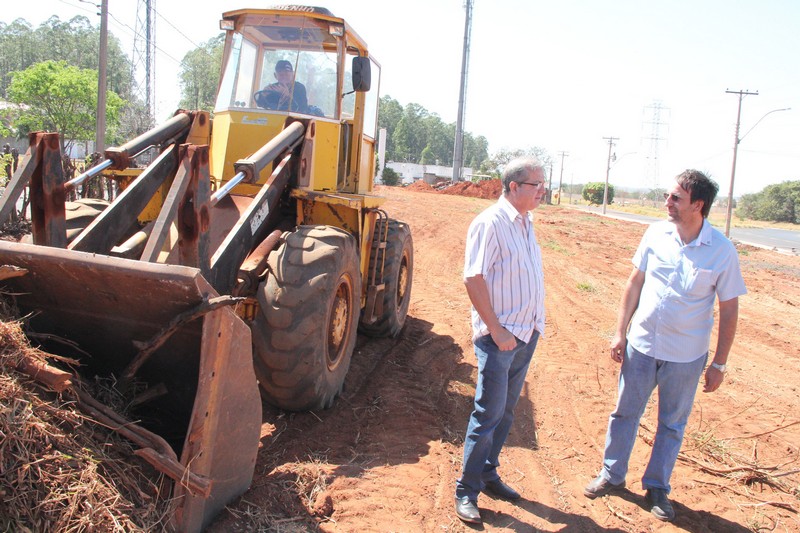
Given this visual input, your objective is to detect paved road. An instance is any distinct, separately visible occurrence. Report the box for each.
[564,204,800,256]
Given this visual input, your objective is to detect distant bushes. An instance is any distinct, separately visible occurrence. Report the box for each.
[737,181,800,224]
[582,182,614,205]
[381,167,401,186]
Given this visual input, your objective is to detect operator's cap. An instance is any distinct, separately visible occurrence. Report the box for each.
[275,60,293,72]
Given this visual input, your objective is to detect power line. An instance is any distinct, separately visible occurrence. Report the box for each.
[106,10,180,65]
[152,6,207,52]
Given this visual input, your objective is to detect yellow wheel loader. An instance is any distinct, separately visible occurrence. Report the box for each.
[0,6,412,531]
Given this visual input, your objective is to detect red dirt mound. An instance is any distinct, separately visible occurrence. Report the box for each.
[439,179,502,199]
[405,180,435,192]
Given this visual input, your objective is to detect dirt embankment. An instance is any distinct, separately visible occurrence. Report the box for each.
[209,184,800,532]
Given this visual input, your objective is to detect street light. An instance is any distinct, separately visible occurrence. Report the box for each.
[724,105,790,237]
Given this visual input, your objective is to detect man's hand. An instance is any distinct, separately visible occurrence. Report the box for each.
[703,366,725,393]
[267,82,289,97]
[490,326,517,351]
[610,334,626,363]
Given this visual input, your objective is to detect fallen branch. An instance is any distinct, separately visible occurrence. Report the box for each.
[694,479,797,513]
[13,354,73,392]
[727,420,800,441]
[0,264,27,281]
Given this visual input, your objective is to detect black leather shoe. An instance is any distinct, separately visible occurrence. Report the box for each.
[583,475,626,499]
[483,478,521,500]
[454,496,481,523]
[645,488,675,522]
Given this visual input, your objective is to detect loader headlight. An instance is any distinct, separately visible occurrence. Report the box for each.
[329,24,344,37]
[220,19,235,31]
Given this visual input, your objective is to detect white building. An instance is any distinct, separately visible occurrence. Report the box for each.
[383,162,473,185]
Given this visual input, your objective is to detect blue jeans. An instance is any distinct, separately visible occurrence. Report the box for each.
[456,331,539,501]
[600,344,707,493]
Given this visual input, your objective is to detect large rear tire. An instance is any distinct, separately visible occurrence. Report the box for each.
[65,198,110,242]
[359,219,413,338]
[252,226,361,411]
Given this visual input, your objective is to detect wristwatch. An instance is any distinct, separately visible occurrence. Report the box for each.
[710,361,727,373]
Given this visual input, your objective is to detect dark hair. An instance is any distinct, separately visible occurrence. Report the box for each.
[502,157,545,193]
[275,60,293,72]
[675,169,719,218]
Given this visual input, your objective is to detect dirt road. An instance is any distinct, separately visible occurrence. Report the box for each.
[209,185,800,532]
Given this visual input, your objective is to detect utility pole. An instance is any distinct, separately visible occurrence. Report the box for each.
[724,89,758,237]
[547,162,553,204]
[95,0,108,153]
[557,151,568,205]
[452,0,473,182]
[602,136,618,214]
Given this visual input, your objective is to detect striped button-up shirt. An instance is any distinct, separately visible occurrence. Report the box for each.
[464,195,546,343]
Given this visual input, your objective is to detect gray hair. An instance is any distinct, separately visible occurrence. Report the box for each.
[502,157,545,193]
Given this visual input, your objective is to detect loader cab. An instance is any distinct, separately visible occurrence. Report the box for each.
[211,7,380,195]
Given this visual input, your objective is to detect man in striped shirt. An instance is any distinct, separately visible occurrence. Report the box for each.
[455,158,547,524]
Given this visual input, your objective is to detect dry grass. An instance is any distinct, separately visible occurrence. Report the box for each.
[0,302,172,532]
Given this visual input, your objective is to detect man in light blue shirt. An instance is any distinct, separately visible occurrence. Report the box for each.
[584,170,746,522]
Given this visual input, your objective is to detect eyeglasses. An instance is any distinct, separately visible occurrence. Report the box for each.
[663,192,682,202]
[517,181,546,189]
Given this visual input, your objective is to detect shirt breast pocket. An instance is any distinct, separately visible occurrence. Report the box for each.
[684,267,715,297]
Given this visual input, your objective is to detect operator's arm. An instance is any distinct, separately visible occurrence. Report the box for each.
[703,296,738,393]
[464,274,517,351]
[610,267,645,363]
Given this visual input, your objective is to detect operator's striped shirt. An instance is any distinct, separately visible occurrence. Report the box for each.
[464,194,545,343]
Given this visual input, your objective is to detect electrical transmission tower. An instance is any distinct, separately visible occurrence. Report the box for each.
[641,101,669,203]
[132,0,157,129]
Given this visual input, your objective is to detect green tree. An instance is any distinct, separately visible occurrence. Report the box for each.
[392,103,429,162]
[178,33,224,112]
[420,145,435,165]
[484,147,553,175]
[737,181,800,224]
[377,95,492,170]
[381,166,400,186]
[378,95,403,161]
[463,134,489,170]
[421,113,450,165]
[582,182,614,205]
[7,60,124,154]
[0,16,133,99]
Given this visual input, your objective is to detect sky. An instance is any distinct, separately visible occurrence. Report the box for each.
[5,0,800,196]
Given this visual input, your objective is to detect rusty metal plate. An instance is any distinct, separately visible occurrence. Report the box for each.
[0,240,261,531]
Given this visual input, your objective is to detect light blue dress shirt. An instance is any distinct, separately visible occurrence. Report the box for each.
[628,219,747,363]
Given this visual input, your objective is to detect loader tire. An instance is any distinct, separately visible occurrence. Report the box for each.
[252,226,361,411]
[359,219,413,338]
[65,198,110,242]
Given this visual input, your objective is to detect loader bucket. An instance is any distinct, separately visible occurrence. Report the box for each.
[0,240,261,532]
